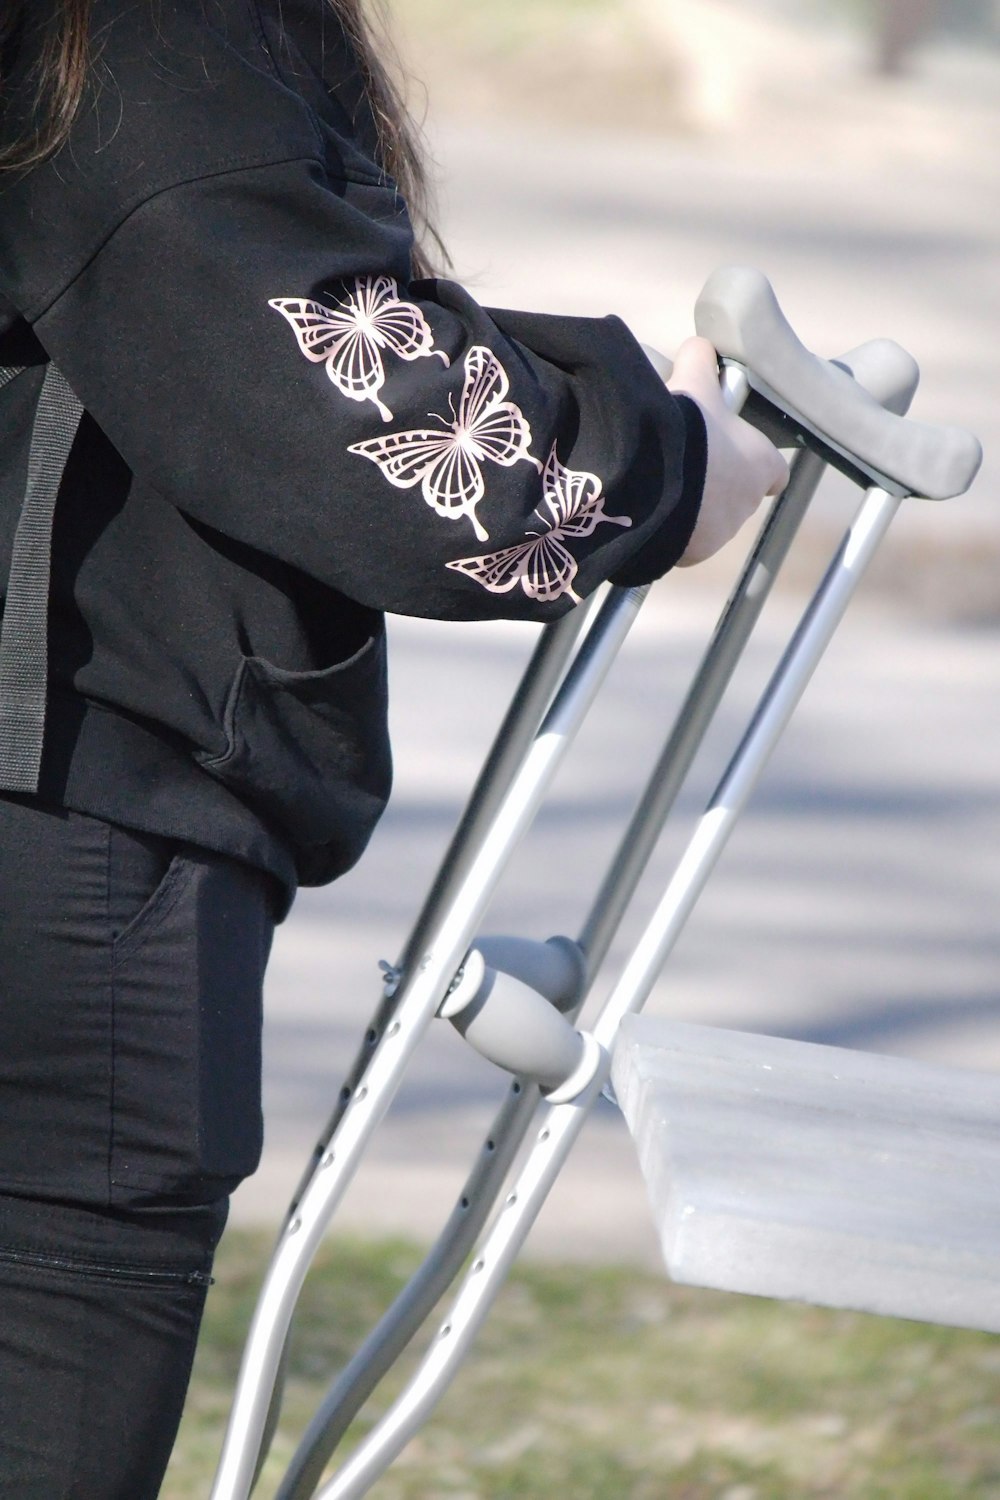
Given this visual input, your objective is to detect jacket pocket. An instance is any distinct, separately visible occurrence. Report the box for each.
[196,626,392,885]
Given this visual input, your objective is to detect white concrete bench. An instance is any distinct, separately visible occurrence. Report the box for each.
[612,1015,1000,1331]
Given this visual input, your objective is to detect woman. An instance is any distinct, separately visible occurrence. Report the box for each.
[0,2,785,1493]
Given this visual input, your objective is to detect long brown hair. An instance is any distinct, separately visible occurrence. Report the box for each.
[0,0,441,275]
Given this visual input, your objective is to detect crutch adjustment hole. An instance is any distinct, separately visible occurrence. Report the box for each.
[365,1027,378,1046]
[388,1021,401,1038]
[485,1139,496,1153]
[321,1151,335,1167]
[460,1195,471,1210]
[473,1259,485,1274]
[505,1192,518,1207]
[512,1081,522,1095]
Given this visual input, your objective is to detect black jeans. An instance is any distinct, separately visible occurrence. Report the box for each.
[0,796,275,1498]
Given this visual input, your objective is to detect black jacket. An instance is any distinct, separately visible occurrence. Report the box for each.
[0,0,706,911]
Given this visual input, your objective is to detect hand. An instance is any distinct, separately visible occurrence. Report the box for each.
[667,337,789,567]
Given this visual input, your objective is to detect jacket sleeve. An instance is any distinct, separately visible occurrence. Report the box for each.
[25,154,706,622]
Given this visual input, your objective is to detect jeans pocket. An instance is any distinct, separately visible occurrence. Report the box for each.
[111,853,196,963]
[109,849,274,1206]
[196,627,392,885]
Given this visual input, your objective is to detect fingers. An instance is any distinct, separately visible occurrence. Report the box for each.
[766,446,791,495]
[670,335,789,499]
[667,335,790,566]
[665,337,721,407]
[752,424,790,496]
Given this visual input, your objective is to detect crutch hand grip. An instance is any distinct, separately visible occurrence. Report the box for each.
[694,265,981,500]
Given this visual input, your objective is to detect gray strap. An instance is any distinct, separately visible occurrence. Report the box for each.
[0,363,84,792]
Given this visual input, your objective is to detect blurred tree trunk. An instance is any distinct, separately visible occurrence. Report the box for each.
[873,0,940,74]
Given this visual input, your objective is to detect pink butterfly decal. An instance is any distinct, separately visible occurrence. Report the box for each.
[445,444,631,603]
[269,275,449,423]
[347,346,539,542]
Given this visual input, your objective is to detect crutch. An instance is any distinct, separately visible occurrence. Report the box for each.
[208,265,982,1500]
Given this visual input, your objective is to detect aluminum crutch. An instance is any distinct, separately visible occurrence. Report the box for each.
[211,266,981,1500]
[210,580,651,1500]
[304,273,980,1500]
[267,318,926,1500]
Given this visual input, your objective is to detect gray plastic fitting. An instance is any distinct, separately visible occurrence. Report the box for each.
[440,935,592,1093]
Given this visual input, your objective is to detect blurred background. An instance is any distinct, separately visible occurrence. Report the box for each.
[231,0,1000,1267]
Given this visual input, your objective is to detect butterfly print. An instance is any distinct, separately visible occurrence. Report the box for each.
[445,444,632,603]
[269,275,449,422]
[347,346,539,542]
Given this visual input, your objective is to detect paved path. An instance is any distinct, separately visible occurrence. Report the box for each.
[230,30,1000,1265]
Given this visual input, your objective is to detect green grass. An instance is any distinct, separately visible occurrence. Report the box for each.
[163,1229,1000,1498]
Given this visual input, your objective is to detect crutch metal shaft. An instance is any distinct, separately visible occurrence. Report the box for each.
[578,444,825,972]
[314,1069,606,1500]
[210,583,648,1500]
[283,593,602,1226]
[274,1079,540,1500]
[593,484,900,1050]
[273,601,614,1495]
[393,592,606,981]
[315,485,902,1498]
[258,335,924,1497]
[580,330,919,974]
